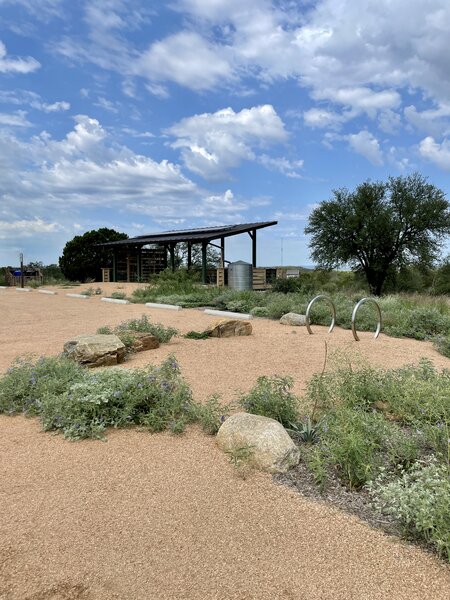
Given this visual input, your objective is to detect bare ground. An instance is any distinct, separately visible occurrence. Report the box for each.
[0,284,449,599]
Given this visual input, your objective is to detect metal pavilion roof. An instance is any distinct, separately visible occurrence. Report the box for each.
[100,221,278,247]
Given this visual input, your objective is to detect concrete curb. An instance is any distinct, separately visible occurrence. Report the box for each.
[145,302,182,311]
[16,288,32,292]
[102,297,130,305]
[204,309,252,320]
[66,293,90,299]
[38,289,57,295]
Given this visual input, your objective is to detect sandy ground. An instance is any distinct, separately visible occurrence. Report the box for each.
[0,284,449,599]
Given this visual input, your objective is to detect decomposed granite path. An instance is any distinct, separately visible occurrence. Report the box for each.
[0,285,449,599]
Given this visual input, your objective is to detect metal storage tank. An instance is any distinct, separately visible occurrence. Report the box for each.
[228,260,253,291]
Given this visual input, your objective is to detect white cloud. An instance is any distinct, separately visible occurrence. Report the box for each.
[136,31,233,92]
[41,101,70,112]
[303,108,346,129]
[0,217,62,240]
[168,104,287,180]
[0,111,31,127]
[347,130,384,166]
[258,155,303,178]
[0,114,252,229]
[405,104,450,137]
[418,136,450,171]
[0,40,40,74]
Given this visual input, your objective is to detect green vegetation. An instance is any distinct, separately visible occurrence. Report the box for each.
[183,330,210,340]
[97,314,178,349]
[305,173,450,295]
[239,357,449,559]
[238,375,299,428]
[0,355,227,439]
[59,227,128,282]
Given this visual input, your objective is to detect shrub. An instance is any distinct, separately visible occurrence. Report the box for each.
[0,355,229,439]
[238,375,299,427]
[434,335,450,358]
[250,306,269,317]
[368,461,450,560]
[110,291,126,299]
[104,315,178,344]
[271,278,302,294]
[183,331,210,340]
[190,394,230,435]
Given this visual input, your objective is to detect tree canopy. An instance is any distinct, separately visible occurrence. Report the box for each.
[305,173,450,295]
[59,228,128,282]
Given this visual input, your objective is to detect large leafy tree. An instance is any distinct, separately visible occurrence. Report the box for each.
[59,228,128,282]
[170,242,221,269]
[305,173,450,295]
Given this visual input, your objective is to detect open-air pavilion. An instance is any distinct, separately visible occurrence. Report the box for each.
[100,221,278,286]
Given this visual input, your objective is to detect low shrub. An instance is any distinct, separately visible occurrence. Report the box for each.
[183,331,210,340]
[368,461,450,560]
[98,315,178,346]
[271,278,302,294]
[434,335,450,358]
[238,375,299,427]
[0,355,230,439]
[110,291,126,299]
[250,306,269,317]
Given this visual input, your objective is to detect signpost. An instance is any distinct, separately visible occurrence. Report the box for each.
[20,253,24,288]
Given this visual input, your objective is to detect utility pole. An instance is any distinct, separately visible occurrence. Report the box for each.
[20,253,24,288]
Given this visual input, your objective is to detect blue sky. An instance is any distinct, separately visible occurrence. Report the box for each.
[1,0,450,268]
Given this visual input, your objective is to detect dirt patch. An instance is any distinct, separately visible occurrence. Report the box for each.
[1,287,449,599]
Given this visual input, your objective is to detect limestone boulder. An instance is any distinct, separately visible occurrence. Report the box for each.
[217,412,299,473]
[122,331,160,352]
[204,318,252,338]
[63,334,126,368]
[280,312,307,326]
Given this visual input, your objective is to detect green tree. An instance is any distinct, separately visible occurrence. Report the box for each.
[305,173,450,295]
[59,228,128,282]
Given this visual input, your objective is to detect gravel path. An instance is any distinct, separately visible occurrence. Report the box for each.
[0,284,449,599]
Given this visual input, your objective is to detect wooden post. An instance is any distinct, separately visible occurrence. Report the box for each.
[112,249,116,282]
[136,248,141,282]
[220,237,225,268]
[201,241,207,285]
[252,229,257,267]
[170,243,175,272]
[187,242,192,270]
[20,253,24,288]
[126,253,131,282]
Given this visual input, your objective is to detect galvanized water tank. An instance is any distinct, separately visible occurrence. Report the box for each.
[228,260,253,291]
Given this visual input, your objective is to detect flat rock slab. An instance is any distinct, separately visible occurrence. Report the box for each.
[63,334,126,367]
[122,330,160,352]
[204,318,252,338]
[280,312,307,326]
[217,412,300,473]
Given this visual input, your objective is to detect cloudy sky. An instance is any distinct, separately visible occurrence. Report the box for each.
[1,0,450,267]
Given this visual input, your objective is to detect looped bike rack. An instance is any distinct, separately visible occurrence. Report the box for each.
[351,298,382,341]
[305,295,336,335]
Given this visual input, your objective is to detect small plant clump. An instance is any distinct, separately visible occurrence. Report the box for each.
[0,355,229,440]
[183,330,210,340]
[96,315,178,350]
[238,375,299,428]
[110,291,126,300]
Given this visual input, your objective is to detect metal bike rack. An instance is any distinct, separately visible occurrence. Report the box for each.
[351,298,382,341]
[305,295,336,335]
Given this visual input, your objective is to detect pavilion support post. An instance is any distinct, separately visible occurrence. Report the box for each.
[169,243,176,272]
[251,229,257,267]
[201,241,207,285]
[126,253,131,282]
[187,242,192,270]
[136,248,141,282]
[220,237,225,268]
[112,249,117,283]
